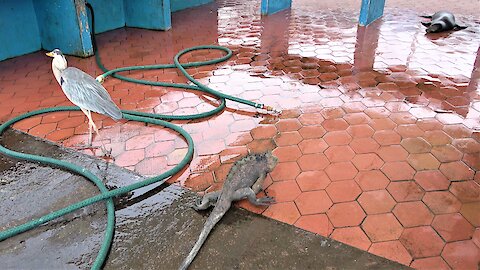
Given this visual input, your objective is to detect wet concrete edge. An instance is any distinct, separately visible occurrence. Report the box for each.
[0,129,410,269]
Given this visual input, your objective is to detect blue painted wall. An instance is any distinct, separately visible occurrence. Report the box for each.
[358,0,386,26]
[86,0,214,33]
[87,0,125,33]
[1,0,281,61]
[33,0,93,56]
[0,0,41,61]
[88,0,214,32]
[170,0,212,12]
[261,0,292,15]
[124,0,171,30]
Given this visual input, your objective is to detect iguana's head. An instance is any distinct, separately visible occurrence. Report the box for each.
[265,151,278,172]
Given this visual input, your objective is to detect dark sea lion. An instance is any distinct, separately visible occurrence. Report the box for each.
[420,11,468,33]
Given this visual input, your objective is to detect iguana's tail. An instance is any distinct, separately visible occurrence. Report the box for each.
[179,201,231,270]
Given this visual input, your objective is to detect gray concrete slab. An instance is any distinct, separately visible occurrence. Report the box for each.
[0,130,409,269]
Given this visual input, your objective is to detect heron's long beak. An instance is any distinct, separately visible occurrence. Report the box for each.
[46,51,54,57]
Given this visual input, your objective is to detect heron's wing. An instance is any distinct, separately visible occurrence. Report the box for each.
[61,67,122,120]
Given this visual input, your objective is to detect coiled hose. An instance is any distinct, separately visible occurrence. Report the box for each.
[0,3,276,269]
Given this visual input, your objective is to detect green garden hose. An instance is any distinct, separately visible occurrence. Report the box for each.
[0,3,278,270]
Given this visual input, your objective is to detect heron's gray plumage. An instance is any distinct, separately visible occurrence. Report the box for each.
[47,48,122,150]
[61,67,122,120]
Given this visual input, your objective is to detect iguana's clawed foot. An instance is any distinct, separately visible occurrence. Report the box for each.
[256,196,276,206]
[191,197,215,211]
[191,203,204,211]
[191,198,204,211]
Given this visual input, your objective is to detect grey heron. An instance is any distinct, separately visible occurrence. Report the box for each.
[46,49,122,150]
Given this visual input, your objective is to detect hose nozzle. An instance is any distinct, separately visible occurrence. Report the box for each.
[263,105,282,115]
[96,75,105,84]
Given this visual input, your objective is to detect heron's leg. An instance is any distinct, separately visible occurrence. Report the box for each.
[88,122,93,146]
[80,108,94,146]
[83,109,99,135]
[83,109,112,158]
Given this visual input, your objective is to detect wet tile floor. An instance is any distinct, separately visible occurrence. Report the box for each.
[1,0,480,268]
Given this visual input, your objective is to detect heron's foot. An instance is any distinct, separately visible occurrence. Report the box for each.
[71,143,113,160]
[99,145,114,160]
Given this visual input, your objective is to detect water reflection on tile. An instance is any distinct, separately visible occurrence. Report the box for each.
[0,0,479,268]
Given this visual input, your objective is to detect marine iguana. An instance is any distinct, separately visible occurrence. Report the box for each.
[179,151,278,270]
[420,11,467,33]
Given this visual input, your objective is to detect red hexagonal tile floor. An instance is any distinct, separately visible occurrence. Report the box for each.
[0,0,479,268]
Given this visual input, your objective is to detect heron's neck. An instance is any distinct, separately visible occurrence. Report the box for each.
[52,57,67,84]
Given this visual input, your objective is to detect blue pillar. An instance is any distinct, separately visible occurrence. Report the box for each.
[124,0,171,30]
[33,0,93,57]
[358,0,386,26]
[0,0,41,61]
[86,0,125,34]
[261,0,292,15]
